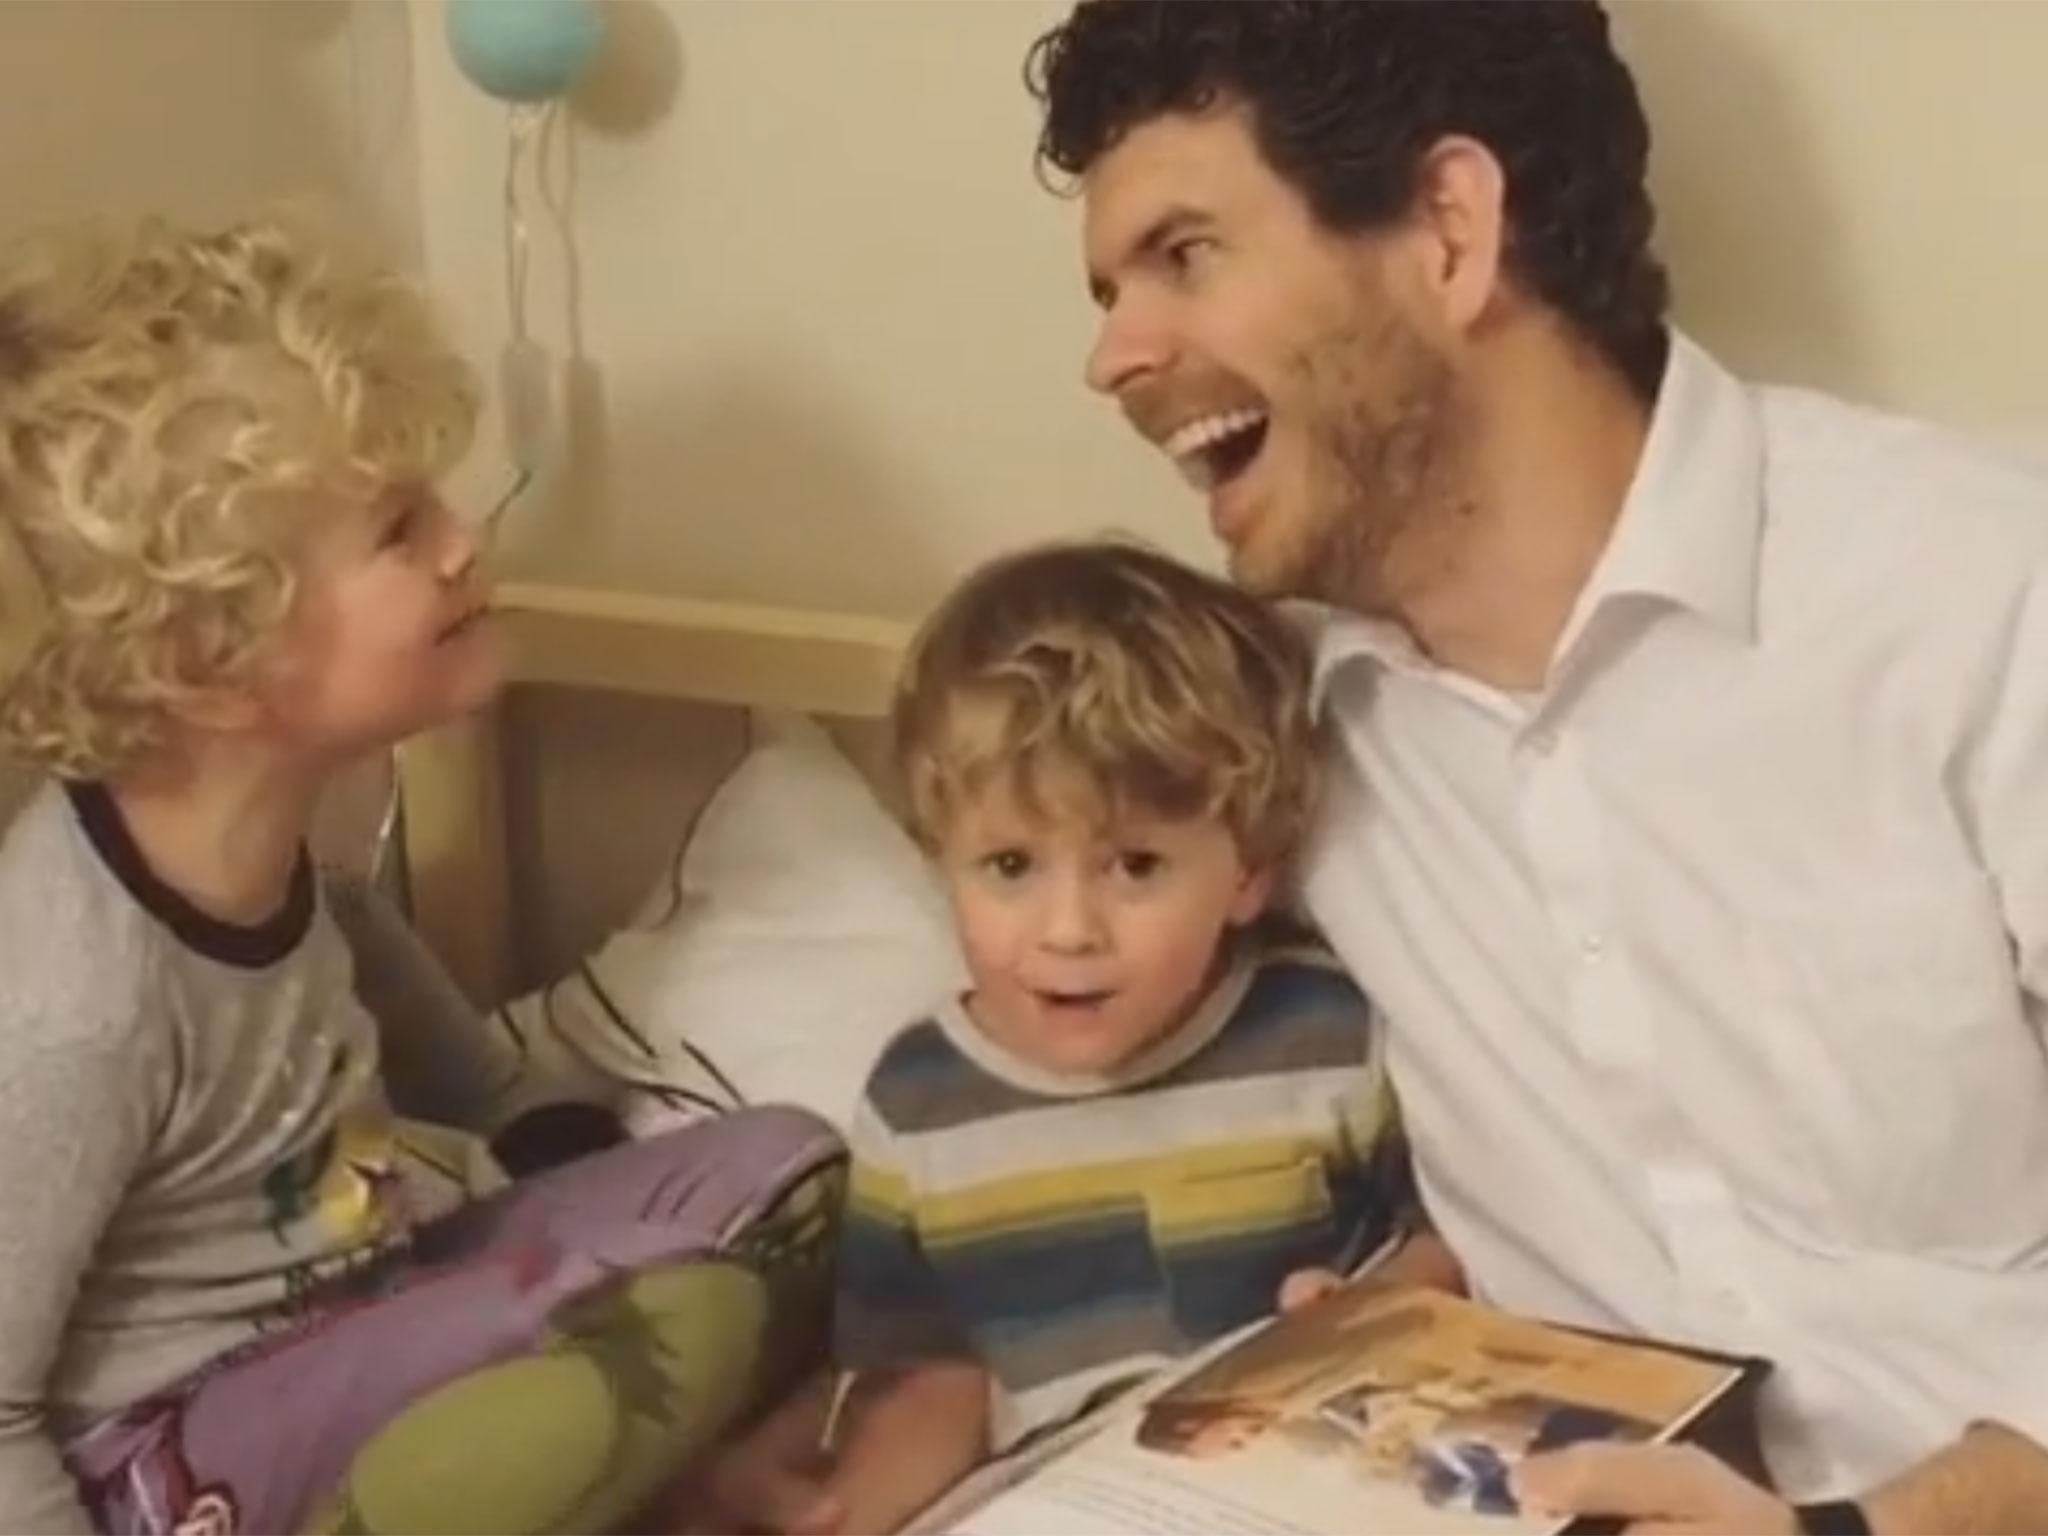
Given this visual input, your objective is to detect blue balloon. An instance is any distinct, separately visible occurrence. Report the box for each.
[447,0,603,104]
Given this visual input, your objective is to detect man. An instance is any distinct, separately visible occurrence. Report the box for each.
[1025,3,2048,1533]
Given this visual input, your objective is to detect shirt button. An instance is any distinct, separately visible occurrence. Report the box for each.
[1525,728,1557,756]
[1712,1284,1752,1320]
[1579,932,1606,962]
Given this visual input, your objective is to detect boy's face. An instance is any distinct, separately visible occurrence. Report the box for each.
[937,767,1272,1077]
[1179,1404,1278,1459]
[257,474,500,764]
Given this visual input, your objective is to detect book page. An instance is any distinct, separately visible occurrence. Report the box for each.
[940,1283,1745,1536]
[946,1439,1554,1536]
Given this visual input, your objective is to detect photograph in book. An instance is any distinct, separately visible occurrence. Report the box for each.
[936,1281,1761,1536]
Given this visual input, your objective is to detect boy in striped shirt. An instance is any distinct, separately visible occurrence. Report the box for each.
[703,542,1452,1533]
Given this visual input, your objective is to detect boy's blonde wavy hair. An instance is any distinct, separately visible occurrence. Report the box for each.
[894,541,1318,869]
[0,214,477,779]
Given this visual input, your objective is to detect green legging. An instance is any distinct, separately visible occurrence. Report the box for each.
[66,1108,844,1536]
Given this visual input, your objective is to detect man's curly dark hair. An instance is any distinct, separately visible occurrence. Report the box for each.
[1025,0,1671,399]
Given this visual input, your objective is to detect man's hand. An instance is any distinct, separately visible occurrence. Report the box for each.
[1513,1442,1798,1536]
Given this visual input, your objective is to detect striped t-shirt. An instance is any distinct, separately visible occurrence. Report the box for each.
[833,940,1413,1442]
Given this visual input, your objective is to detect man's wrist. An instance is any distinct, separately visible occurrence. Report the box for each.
[1792,1497,1872,1536]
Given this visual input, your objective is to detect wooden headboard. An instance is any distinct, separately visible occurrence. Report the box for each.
[395,580,912,1004]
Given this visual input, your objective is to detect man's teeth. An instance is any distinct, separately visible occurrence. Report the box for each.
[1163,407,1267,462]
[1163,408,1268,492]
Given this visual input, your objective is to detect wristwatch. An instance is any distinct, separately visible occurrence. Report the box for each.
[1793,1498,1872,1535]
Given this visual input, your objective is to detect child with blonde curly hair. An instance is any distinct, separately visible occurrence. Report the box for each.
[0,215,840,1535]
[700,542,1457,1535]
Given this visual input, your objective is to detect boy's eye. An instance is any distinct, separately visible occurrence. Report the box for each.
[983,849,1032,881]
[1116,850,1164,881]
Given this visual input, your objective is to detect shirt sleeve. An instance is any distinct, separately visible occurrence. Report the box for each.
[325,871,510,1128]
[1962,559,2048,1455]
[325,871,630,1138]
[0,1012,155,1534]
[830,1092,974,1375]
[1977,565,2048,1011]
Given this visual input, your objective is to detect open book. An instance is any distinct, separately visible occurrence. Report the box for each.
[913,1282,1766,1536]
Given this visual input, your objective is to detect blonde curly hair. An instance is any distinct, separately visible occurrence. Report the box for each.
[0,214,477,778]
[894,540,1318,869]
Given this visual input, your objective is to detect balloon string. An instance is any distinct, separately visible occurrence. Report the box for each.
[503,102,551,346]
[534,94,582,363]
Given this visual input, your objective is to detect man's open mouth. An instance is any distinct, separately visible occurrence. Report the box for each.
[1164,406,1270,493]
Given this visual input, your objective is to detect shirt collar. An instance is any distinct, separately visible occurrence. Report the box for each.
[1576,329,1765,642]
[1304,601,1411,711]
[1309,330,1766,711]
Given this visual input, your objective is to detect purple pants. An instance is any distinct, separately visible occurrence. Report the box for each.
[65,1106,842,1536]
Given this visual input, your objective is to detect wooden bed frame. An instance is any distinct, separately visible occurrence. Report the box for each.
[395,579,912,1004]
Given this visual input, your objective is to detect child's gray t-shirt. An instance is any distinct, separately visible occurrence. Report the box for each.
[0,782,490,1532]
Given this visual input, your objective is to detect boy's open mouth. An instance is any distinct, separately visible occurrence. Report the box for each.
[1036,988,1115,1012]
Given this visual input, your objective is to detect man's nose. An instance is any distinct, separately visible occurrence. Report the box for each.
[1084,294,1175,399]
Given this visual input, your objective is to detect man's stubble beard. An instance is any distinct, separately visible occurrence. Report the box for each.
[1278,310,1468,616]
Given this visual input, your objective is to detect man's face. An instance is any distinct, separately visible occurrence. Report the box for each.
[1080,106,1462,613]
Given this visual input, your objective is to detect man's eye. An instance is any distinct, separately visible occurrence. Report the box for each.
[1166,236,1216,276]
[1117,850,1164,880]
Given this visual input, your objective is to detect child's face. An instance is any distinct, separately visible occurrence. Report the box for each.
[938,770,1272,1076]
[1179,1405,1278,1459]
[258,474,500,763]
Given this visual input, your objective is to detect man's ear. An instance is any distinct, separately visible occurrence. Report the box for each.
[1406,133,1509,338]
[1230,864,1277,926]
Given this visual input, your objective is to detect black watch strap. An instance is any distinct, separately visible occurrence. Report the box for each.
[1793,1498,1873,1536]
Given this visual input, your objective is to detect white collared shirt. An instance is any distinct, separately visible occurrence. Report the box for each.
[1301,332,2048,1499]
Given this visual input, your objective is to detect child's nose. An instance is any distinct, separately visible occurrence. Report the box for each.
[436,505,482,581]
[1040,872,1109,953]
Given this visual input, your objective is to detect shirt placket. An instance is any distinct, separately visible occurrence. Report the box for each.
[1512,709,1646,1089]
[1510,701,1761,1339]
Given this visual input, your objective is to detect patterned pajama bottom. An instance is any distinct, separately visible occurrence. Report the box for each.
[65,1106,844,1536]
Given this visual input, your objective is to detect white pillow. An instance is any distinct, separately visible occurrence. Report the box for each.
[500,711,964,1134]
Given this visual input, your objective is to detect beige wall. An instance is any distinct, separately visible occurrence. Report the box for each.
[0,0,421,262]
[411,0,2047,625]
[412,0,1173,620]
[1613,0,2047,455]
